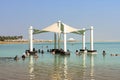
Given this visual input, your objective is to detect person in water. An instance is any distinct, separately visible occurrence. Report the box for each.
[75,50,79,55]
[22,54,26,60]
[14,55,19,60]
[102,50,106,56]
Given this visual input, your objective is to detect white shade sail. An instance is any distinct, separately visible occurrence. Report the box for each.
[33,21,85,35]
[42,23,61,33]
[61,23,78,33]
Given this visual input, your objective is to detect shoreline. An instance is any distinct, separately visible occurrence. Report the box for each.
[0,40,54,44]
[0,40,120,44]
[0,41,28,44]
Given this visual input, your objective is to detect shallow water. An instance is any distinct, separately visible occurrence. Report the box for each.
[0,42,120,80]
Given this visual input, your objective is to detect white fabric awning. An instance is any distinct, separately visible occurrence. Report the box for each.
[62,23,78,33]
[42,23,61,33]
[34,21,84,35]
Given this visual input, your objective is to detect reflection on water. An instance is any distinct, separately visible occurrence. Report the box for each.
[81,53,86,80]
[0,52,119,80]
[52,55,70,80]
[29,56,35,80]
[26,52,98,80]
[64,57,68,80]
[89,53,95,80]
[78,52,95,80]
[51,53,96,80]
[82,53,86,68]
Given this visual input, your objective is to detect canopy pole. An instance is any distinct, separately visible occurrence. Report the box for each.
[82,28,86,50]
[58,20,61,49]
[64,25,67,52]
[54,33,57,49]
[90,26,94,51]
[58,33,61,49]
[29,26,33,52]
[88,26,97,53]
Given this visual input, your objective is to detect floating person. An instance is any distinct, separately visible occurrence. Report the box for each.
[33,48,35,51]
[102,50,106,56]
[110,54,119,56]
[47,49,49,52]
[14,55,19,61]
[67,49,70,53]
[41,50,44,54]
[75,50,79,55]
[22,54,26,60]
[51,49,56,54]
[25,50,30,57]
[38,49,40,53]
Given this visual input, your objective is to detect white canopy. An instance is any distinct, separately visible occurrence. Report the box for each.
[33,21,85,35]
[42,22,79,33]
[42,23,61,33]
[61,23,78,33]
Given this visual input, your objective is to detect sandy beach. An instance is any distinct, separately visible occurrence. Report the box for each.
[0,41,28,44]
[0,39,54,44]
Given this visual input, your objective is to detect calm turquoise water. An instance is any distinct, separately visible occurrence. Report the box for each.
[0,42,120,80]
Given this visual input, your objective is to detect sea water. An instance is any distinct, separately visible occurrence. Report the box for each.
[0,42,120,80]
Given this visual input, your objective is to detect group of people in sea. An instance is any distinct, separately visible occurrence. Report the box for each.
[14,49,107,61]
[14,50,38,61]
[14,46,49,61]
[14,44,120,61]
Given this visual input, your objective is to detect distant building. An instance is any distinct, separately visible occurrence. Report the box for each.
[68,38,76,42]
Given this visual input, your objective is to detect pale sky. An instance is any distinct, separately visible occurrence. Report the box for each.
[0,0,120,41]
